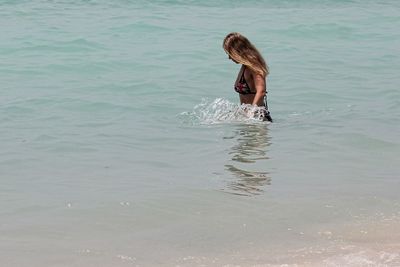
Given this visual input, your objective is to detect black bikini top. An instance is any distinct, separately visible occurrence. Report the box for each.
[234,67,256,95]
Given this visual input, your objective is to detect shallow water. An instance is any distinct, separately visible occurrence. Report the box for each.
[1,0,400,266]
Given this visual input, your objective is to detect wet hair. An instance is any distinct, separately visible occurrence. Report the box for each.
[223,32,269,77]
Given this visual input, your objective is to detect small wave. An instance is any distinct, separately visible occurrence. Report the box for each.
[179,98,270,125]
[322,250,400,267]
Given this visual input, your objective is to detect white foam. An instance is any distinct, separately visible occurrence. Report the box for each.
[179,98,270,125]
[323,250,400,267]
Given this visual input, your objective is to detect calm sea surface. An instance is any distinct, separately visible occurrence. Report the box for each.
[1,0,400,266]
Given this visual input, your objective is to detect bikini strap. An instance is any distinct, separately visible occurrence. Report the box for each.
[240,66,249,85]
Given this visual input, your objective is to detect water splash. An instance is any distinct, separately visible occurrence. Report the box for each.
[179,98,270,125]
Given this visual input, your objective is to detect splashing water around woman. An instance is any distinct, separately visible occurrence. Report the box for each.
[179,98,272,125]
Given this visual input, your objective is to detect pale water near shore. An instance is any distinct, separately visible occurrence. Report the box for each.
[1,0,400,266]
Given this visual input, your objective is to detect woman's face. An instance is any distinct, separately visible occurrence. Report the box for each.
[228,54,239,64]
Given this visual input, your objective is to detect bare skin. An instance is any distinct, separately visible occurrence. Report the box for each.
[229,55,266,107]
[235,65,266,106]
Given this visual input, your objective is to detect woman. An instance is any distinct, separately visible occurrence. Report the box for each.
[223,32,272,122]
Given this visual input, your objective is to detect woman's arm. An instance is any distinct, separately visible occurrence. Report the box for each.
[252,73,266,106]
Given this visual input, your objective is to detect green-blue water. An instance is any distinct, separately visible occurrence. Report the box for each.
[1,1,400,266]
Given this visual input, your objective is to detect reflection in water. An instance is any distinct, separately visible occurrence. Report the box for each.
[223,124,272,196]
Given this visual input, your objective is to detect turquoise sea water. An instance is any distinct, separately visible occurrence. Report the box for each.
[1,0,400,266]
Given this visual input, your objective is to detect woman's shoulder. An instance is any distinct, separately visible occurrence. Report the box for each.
[245,66,264,79]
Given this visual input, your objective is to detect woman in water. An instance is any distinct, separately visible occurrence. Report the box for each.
[223,32,272,122]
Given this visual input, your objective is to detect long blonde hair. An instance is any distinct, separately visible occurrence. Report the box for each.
[223,32,269,77]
